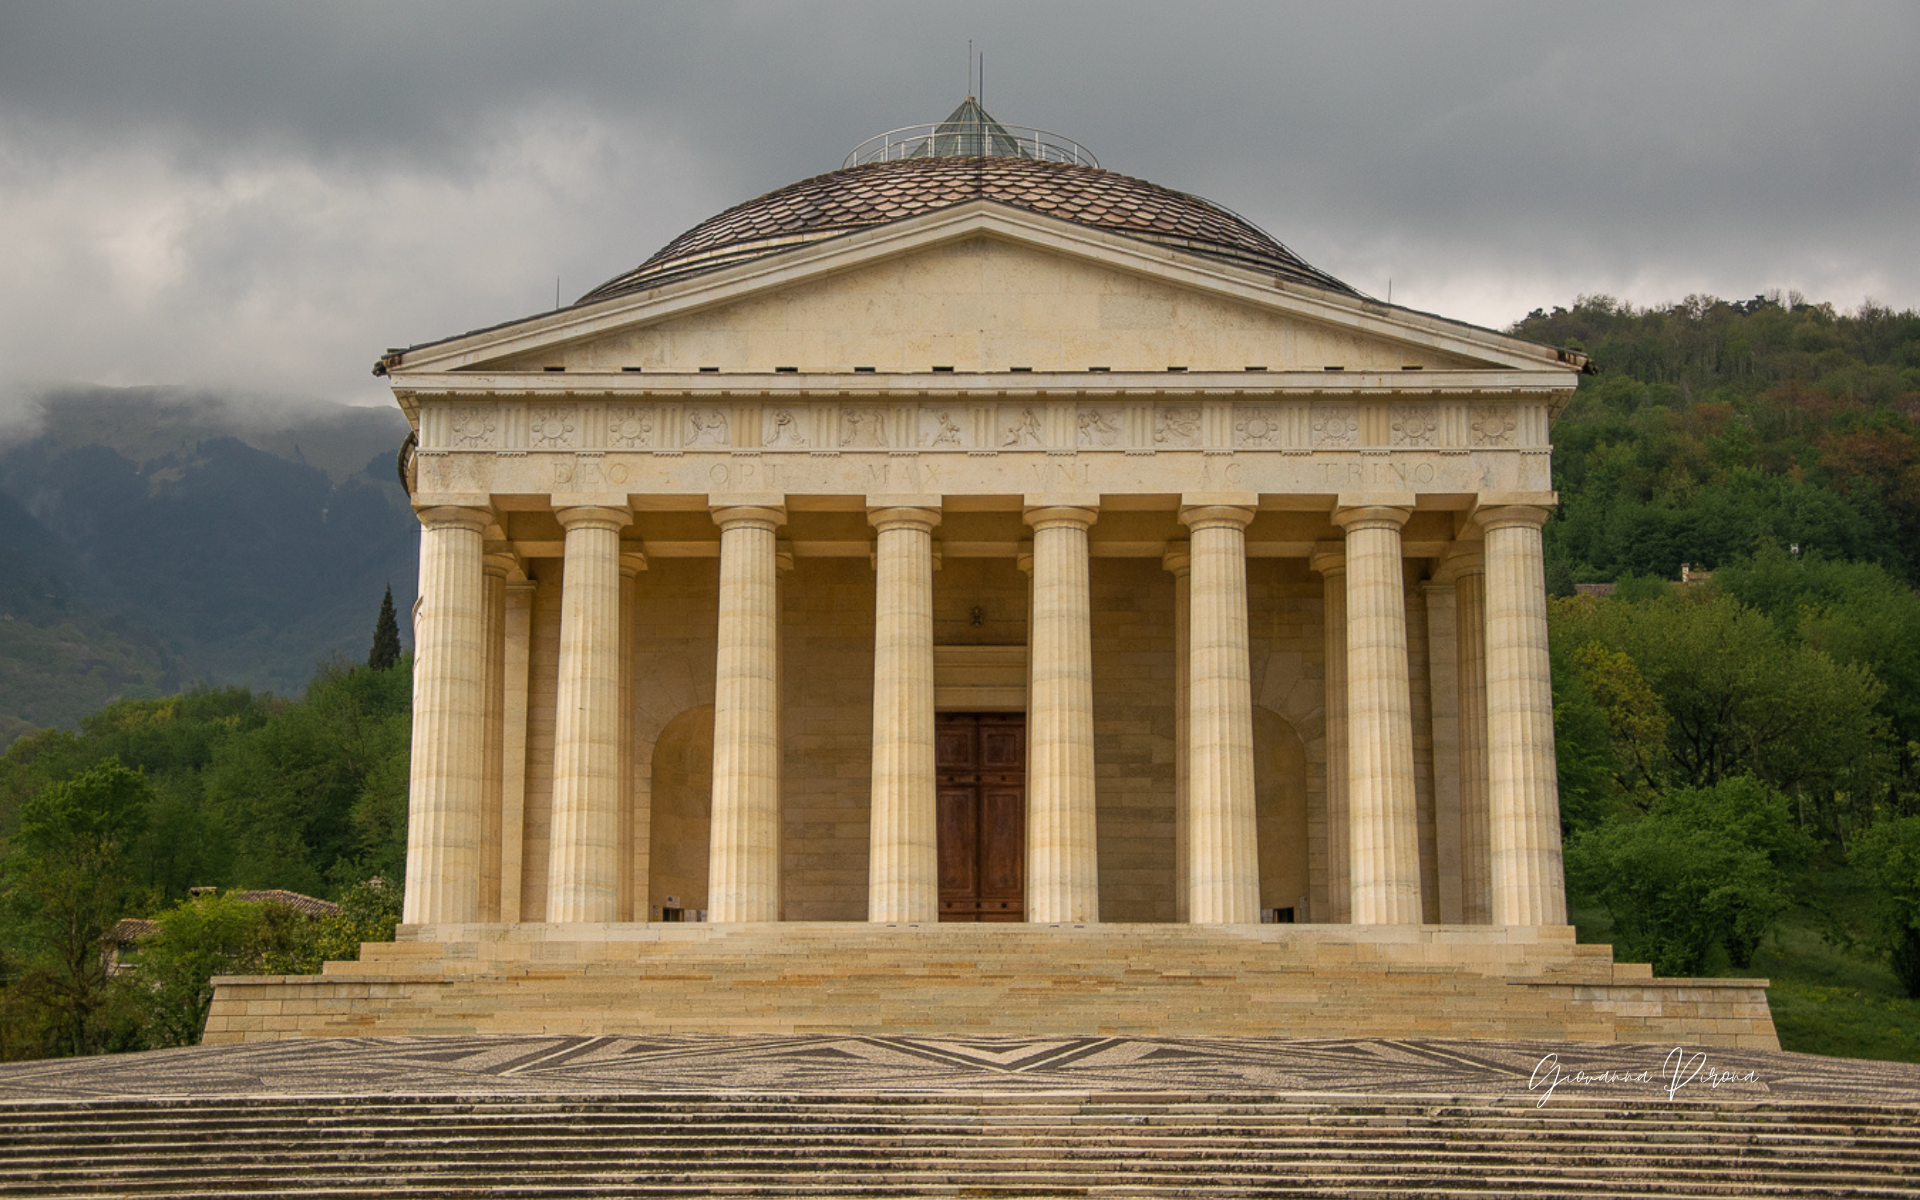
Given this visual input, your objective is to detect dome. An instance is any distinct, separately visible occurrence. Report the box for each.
[577,154,1356,305]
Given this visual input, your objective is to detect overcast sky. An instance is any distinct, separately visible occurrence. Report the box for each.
[1,1,1915,418]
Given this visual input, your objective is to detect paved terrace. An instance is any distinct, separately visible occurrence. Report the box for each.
[3,1035,1916,1104]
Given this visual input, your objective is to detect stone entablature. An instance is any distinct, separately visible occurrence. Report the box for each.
[407,386,1552,456]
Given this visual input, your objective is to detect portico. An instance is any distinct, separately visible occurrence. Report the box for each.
[399,385,1569,934]
[204,106,1787,1049]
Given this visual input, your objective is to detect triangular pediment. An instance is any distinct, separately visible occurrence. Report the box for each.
[389,205,1564,379]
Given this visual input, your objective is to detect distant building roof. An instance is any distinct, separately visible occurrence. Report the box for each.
[108,890,340,947]
[1575,583,1617,597]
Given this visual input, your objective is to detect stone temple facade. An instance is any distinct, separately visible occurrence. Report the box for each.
[205,105,1777,1046]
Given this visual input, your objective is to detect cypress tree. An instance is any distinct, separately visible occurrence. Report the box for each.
[368,584,401,670]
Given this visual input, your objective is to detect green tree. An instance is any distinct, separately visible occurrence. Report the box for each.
[1851,816,1920,998]
[0,760,153,1057]
[1566,778,1803,974]
[368,584,402,672]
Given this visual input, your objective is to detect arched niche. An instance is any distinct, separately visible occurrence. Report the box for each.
[648,704,713,918]
[1254,705,1310,916]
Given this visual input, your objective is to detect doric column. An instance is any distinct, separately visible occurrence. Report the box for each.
[478,550,515,922]
[708,504,786,922]
[1179,505,1259,924]
[498,578,534,922]
[1449,547,1493,925]
[403,505,490,925]
[1478,505,1567,925]
[545,505,632,924]
[867,506,941,923]
[1333,503,1423,925]
[616,549,645,922]
[1023,504,1100,924]
[1422,576,1463,924]
[1309,543,1351,923]
[1162,540,1192,923]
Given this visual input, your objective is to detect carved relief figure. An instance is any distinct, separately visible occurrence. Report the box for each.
[1000,407,1044,448]
[607,406,654,448]
[922,408,964,447]
[1470,403,1517,446]
[528,405,578,448]
[841,406,888,448]
[1390,403,1438,447]
[765,408,807,447]
[1234,405,1282,448]
[685,407,730,447]
[1153,407,1202,446]
[1077,407,1122,447]
[449,405,497,447]
[1310,403,1358,447]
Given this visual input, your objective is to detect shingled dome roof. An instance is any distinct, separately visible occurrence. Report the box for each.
[577,155,1356,305]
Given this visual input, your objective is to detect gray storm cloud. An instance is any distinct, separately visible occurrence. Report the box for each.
[0,1,1914,418]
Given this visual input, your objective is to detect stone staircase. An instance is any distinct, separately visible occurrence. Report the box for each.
[2,1091,1916,1197]
[205,922,1779,1047]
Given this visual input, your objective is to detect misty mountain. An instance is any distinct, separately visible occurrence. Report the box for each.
[0,387,418,743]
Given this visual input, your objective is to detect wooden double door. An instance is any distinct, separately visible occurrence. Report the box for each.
[936,713,1026,922]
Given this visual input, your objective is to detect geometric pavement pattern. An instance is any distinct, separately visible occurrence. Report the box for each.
[3,1035,1917,1106]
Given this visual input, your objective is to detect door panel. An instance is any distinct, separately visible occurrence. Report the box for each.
[936,713,1026,922]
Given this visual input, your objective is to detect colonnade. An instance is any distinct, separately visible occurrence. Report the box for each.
[402,498,1565,929]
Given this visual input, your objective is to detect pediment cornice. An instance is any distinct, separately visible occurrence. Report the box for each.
[381,203,1583,383]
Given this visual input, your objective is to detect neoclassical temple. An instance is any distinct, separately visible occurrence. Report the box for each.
[378,101,1577,936]
[205,103,1778,1046]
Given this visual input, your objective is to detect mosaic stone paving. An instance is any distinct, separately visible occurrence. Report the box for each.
[3,1036,1917,1106]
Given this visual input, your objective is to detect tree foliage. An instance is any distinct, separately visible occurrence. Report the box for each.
[0,646,411,1059]
[1565,778,1807,974]
[1514,294,1920,591]
[368,584,402,672]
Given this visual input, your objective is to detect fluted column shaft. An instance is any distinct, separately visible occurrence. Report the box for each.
[617,552,644,922]
[1479,506,1567,925]
[478,552,513,923]
[545,506,632,923]
[1310,544,1351,924]
[1180,506,1259,924]
[498,579,534,923]
[708,504,786,922]
[1334,505,1423,925]
[1451,549,1493,924]
[403,505,490,925]
[868,506,941,923]
[1024,505,1100,923]
[1162,542,1192,924]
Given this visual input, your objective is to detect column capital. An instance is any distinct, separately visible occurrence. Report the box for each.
[1161,539,1191,577]
[416,504,490,533]
[555,505,632,533]
[481,550,520,580]
[1309,541,1346,576]
[1178,503,1257,533]
[1023,504,1098,532]
[1439,544,1487,580]
[1016,539,1035,575]
[619,546,649,576]
[775,538,796,574]
[1333,504,1412,533]
[711,503,787,531]
[1475,504,1552,534]
[867,505,942,533]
